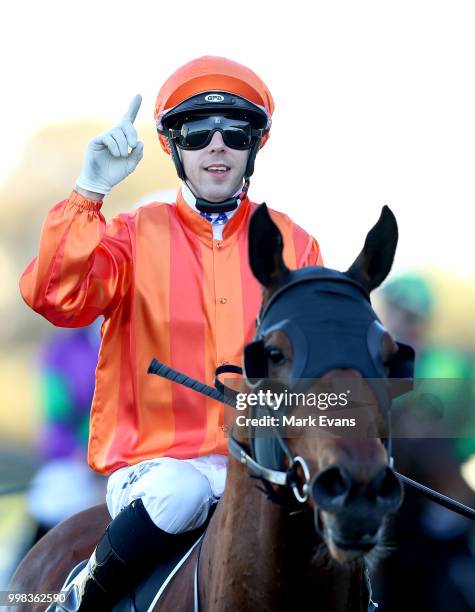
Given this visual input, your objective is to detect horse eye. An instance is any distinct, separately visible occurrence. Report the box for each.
[265,347,288,366]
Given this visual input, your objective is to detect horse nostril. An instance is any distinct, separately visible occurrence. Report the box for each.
[372,466,403,510]
[311,466,352,511]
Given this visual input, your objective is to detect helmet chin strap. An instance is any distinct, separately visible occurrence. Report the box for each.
[190,178,250,214]
[168,135,260,214]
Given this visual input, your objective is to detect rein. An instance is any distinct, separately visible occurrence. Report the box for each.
[148,359,308,504]
[148,358,475,520]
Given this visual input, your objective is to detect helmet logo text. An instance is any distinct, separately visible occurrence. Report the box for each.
[205,94,225,102]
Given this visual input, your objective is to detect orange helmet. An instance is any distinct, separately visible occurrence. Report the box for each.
[154,56,274,157]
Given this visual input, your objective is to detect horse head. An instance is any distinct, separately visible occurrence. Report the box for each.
[244,204,414,564]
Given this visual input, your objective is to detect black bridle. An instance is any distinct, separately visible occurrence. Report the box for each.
[147,360,475,521]
[148,268,475,521]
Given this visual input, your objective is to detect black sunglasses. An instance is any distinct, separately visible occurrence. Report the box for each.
[168,116,264,151]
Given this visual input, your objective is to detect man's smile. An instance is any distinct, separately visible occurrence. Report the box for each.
[204,164,231,174]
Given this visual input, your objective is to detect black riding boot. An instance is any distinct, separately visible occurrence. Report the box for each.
[48,498,201,611]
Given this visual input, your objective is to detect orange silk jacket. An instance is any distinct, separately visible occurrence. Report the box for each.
[20,189,323,474]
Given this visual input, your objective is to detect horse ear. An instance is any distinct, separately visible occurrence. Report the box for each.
[249,204,290,288]
[346,206,398,293]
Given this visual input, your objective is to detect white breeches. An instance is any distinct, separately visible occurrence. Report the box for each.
[106,455,228,534]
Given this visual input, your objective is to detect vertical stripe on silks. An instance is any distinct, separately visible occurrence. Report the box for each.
[238,202,262,345]
[102,216,138,472]
[202,227,247,454]
[168,208,208,457]
[104,290,139,471]
[89,316,122,473]
[214,227,246,371]
[133,204,175,458]
[269,211,297,271]
[85,217,134,473]
[197,240,223,456]
[292,221,314,267]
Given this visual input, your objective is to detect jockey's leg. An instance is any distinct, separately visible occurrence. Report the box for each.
[48,456,226,611]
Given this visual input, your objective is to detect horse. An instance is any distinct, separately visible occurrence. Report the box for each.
[9,203,409,611]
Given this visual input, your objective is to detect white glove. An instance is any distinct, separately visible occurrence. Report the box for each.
[76,95,144,195]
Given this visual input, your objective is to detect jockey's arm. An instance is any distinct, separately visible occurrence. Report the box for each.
[19,191,133,327]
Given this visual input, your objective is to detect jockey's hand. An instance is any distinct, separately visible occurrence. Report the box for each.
[76,95,144,196]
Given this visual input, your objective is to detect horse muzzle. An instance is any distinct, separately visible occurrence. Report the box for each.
[310,464,403,557]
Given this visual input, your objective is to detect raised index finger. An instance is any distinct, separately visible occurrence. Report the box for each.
[123,94,142,123]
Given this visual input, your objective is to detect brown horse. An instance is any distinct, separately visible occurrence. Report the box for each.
[10,204,406,611]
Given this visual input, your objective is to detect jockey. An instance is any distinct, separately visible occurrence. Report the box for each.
[20,56,323,610]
